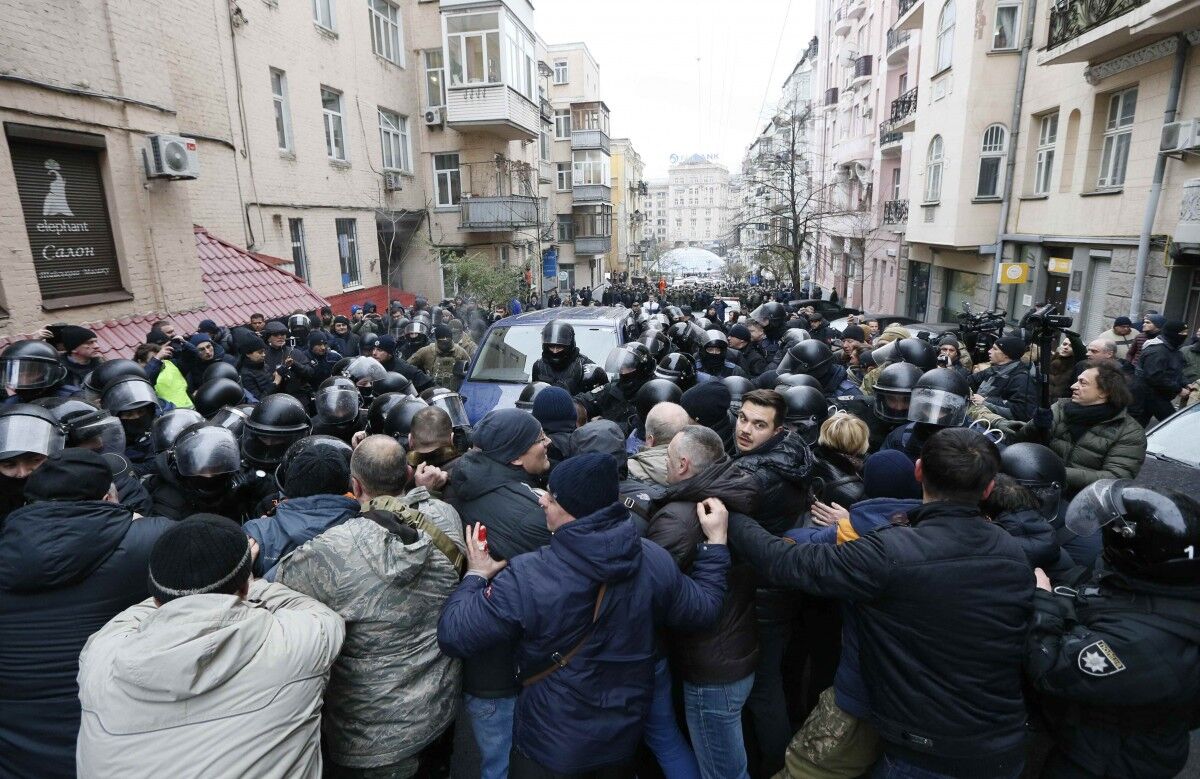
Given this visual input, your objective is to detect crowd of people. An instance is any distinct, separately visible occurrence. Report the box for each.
[0,285,1198,779]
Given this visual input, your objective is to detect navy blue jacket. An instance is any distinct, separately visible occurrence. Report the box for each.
[243,493,361,580]
[438,502,729,774]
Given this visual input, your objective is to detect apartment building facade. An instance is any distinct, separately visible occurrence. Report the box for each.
[609,138,648,281]
[645,181,670,245]
[666,155,732,248]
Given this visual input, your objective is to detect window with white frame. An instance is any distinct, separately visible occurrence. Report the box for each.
[892,167,902,200]
[993,0,1020,49]
[434,153,461,207]
[539,126,551,160]
[556,214,574,241]
[312,0,336,30]
[977,124,1007,198]
[554,109,571,139]
[335,218,360,287]
[1034,112,1058,195]
[556,162,571,191]
[424,49,445,107]
[368,0,404,66]
[553,59,568,84]
[321,87,347,161]
[1098,86,1136,189]
[925,135,944,202]
[445,12,500,85]
[504,19,535,100]
[378,109,410,172]
[936,0,955,72]
[289,218,308,283]
[270,68,292,151]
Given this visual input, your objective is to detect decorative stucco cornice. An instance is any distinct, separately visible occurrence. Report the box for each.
[1084,30,1200,85]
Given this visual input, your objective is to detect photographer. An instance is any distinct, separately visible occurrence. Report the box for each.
[968,336,1038,422]
[262,321,313,401]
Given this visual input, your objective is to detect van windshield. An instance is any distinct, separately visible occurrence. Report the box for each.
[468,324,618,383]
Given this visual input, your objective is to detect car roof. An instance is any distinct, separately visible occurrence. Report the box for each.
[491,306,629,328]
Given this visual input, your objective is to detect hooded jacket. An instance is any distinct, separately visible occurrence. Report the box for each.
[1134,336,1186,398]
[732,429,814,534]
[438,502,729,774]
[0,501,172,779]
[275,516,461,769]
[243,494,362,580]
[628,443,670,485]
[76,580,345,779]
[646,458,760,684]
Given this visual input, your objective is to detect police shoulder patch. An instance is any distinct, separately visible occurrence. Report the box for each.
[1077,640,1126,676]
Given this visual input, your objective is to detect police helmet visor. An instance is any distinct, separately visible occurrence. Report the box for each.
[0,414,66,461]
[241,427,308,466]
[428,392,469,428]
[543,322,576,347]
[75,414,127,455]
[101,379,159,415]
[603,346,642,378]
[315,387,361,424]
[1065,478,1132,538]
[210,405,250,436]
[873,386,915,423]
[152,410,207,453]
[2,358,67,391]
[175,426,242,478]
[345,356,387,384]
[906,387,968,427]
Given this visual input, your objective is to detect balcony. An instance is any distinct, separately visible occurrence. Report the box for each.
[571,128,611,153]
[888,86,918,132]
[851,55,874,88]
[833,134,873,168]
[883,199,909,226]
[833,6,853,36]
[1039,0,1196,65]
[896,0,924,30]
[823,87,840,109]
[574,236,611,254]
[573,184,611,202]
[538,160,552,184]
[446,85,540,141]
[459,195,540,232]
[847,0,866,18]
[879,122,903,154]
[886,28,911,65]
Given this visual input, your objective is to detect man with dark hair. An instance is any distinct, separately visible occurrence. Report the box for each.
[970,336,1038,422]
[76,514,344,778]
[727,428,1033,778]
[732,389,811,534]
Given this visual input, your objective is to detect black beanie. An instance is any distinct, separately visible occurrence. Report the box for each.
[549,453,619,519]
[284,447,350,498]
[995,336,1026,361]
[434,324,452,341]
[148,514,252,602]
[234,331,266,355]
[681,381,732,426]
[60,325,97,353]
[729,324,752,342]
[24,449,114,502]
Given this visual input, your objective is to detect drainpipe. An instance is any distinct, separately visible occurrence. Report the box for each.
[1128,34,1189,319]
[988,0,1038,310]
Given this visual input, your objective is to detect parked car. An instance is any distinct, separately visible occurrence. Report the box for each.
[790,299,857,319]
[1135,403,1200,490]
[458,306,629,424]
[828,314,961,342]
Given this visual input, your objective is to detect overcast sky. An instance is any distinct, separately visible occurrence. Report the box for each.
[535,0,814,180]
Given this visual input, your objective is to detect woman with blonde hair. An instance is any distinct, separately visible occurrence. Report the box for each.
[810,412,868,509]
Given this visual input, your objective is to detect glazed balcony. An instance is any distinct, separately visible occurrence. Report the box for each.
[571,128,610,154]
[574,236,611,254]
[572,183,611,203]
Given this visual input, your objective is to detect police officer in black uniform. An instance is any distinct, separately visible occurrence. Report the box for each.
[574,344,654,436]
[531,322,591,395]
[1025,481,1200,779]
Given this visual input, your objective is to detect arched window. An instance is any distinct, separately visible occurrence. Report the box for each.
[936,1,955,72]
[977,124,1007,198]
[925,135,944,202]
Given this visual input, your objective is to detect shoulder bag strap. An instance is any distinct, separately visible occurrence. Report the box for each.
[522,583,608,687]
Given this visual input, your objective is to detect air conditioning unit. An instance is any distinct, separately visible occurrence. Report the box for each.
[1160,119,1200,153]
[383,171,404,192]
[144,134,200,179]
[423,107,445,127]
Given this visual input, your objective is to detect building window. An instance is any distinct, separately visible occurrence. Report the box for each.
[553,59,568,84]
[540,126,551,161]
[424,49,445,107]
[321,87,347,161]
[288,218,309,282]
[335,218,360,287]
[572,150,609,186]
[368,0,403,65]
[992,0,1020,49]
[573,204,612,238]
[1034,112,1057,195]
[378,109,410,172]
[977,124,1007,198]
[434,153,461,206]
[1098,86,1136,189]
[446,12,500,86]
[312,0,335,30]
[556,214,574,241]
[925,135,944,202]
[935,0,955,72]
[554,109,571,139]
[270,69,292,151]
[556,162,572,191]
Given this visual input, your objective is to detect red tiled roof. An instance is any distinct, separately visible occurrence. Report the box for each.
[324,284,415,316]
[0,226,328,359]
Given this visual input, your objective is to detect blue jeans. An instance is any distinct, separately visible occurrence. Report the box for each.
[870,753,1023,779]
[683,673,755,779]
[464,694,516,779]
[642,658,701,779]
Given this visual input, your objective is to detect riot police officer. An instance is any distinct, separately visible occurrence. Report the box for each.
[0,404,66,521]
[1026,482,1200,779]
[777,340,862,399]
[100,375,167,476]
[311,377,365,444]
[880,367,971,462]
[1,340,73,403]
[144,423,245,520]
[531,321,591,395]
[697,330,746,379]
[408,324,469,391]
[575,344,653,436]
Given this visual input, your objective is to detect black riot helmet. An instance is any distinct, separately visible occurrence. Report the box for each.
[603,344,652,380]
[152,409,206,454]
[210,404,253,439]
[344,356,387,386]
[698,330,730,373]
[314,381,361,425]
[872,363,925,423]
[1000,442,1066,518]
[668,322,704,353]
[723,376,754,410]
[383,397,430,439]
[83,359,145,396]
[664,305,685,323]
[754,369,780,390]
[894,338,938,370]
[366,392,409,434]
[420,387,469,429]
[637,331,671,362]
[35,397,126,455]
[655,353,697,391]
[516,381,552,411]
[779,328,811,350]
[541,322,578,370]
[782,386,830,445]
[359,332,381,354]
[388,317,411,339]
[907,368,970,427]
[241,394,312,467]
[203,361,241,386]
[403,321,431,340]
[1,340,68,391]
[374,372,416,397]
[1066,481,1200,584]
[750,301,787,330]
[582,363,610,392]
[171,424,242,499]
[775,373,824,393]
[779,340,833,376]
[275,435,352,496]
[0,404,67,461]
[287,313,312,339]
[100,376,159,415]
[193,378,246,418]
[635,379,683,424]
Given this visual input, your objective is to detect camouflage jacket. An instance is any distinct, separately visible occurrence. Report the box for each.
[274,512,462,768]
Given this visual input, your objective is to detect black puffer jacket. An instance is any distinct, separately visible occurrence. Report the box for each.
[646,458,760,684]
[732,430,814,534]
[810,445,865,507]
[0,501,172,779]
[990,508,1060,569]
[143,452,245,521]
[969,361,1038,421]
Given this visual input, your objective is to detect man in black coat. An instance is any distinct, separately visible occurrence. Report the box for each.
[1131,320,1189,426]
[728,428,1033,778]
[969,336,1038,422]
[0,450,172,779]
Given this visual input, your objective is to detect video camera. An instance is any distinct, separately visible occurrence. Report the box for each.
[955,303,1008,366]
[1018,303,1073,339]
